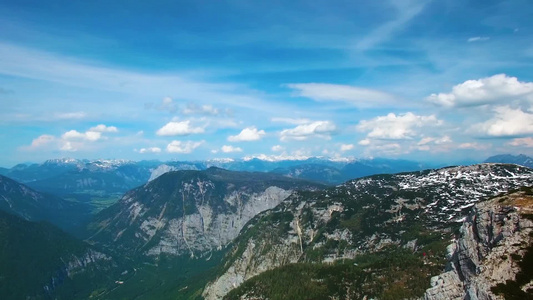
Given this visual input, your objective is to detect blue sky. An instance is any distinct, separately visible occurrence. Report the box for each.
[0,0,532,167]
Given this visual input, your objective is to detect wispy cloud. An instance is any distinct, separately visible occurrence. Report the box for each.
[467,36,490,43]
[280,120,337,141]
[354,0,431,51]
[138,147,162,154]
[271,117,311,125]
[286,83,398,107]
[166,140,204,154]
[221,145,243,153]
[0,43,287,115]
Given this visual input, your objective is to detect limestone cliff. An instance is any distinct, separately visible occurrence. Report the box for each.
[87,168,322,259]
[425,188,533,300]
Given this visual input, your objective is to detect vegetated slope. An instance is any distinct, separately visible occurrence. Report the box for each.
[0,174,91,234]
[87,167,324,260]
[484,153,533,168]
[204,163,533,300]
[426,187,533,300]
[0,210,120,300]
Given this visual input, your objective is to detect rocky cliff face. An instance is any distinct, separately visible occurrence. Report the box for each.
[44,249,114,295]
[203,164,533,300]
[143,186,293,257]
[425,188,533,300]
[88,168,322,259]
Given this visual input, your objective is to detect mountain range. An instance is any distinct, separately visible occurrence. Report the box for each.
[203,163,533,299]
[0,155,532,299]
[484,153,533,168]
[87,167,324,260]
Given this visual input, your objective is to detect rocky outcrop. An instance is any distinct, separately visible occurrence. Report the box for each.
[425,189,533,300]
[144,186,292,257]
[44,249,114,294]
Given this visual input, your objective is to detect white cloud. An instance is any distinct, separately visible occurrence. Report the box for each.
[54,112,86,120]
[139,147,162,153]
[467,36,490,42]
[60,141,76,152]
[166,140,204,153]
[271,117,311,125]
[473,106,533,137]
[27,137,79,152]
[340,144,354,152]
[156,120,205,136]
[508,137,533,148]
[145,97,178,113]
[90,124,118,132]
[62,130,85,140]
[183,103,221,116]
[228,127,265,142]
[417,136,452,145]
[368,143,403,156]
[416,136,452,151]
[358,139,370,146]
[60,124,118,142]
[26,125,119,152]
[280,120,336,141]
[30,135,55,147]
[84,131,102,141]
[161,97,177,112]
[221,145,243,153]
[243,153,310,162]
[271,145,284,152]
[286,83,397,107]
[426,74,533,107]
[356,112,442,140]
[458,143,490,150]
[62,129,102,141]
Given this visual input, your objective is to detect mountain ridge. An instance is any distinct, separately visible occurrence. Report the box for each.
[203,163,533,299]
[0,174,91,234]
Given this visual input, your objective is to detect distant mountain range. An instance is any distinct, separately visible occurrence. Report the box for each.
[0,154,530,195]
[484,153,533,168]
